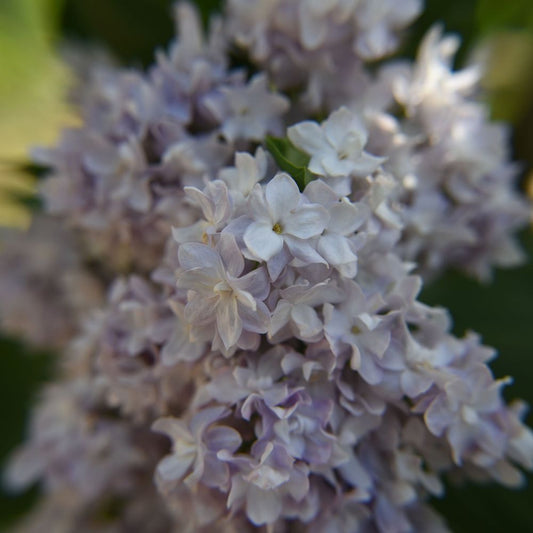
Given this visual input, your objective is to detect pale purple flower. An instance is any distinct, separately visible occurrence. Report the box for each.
[152,406,241,491]
[176,233,270,353]
[224,441,310,525]
[270,279,343,343]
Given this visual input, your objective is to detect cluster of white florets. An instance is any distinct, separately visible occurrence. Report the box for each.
[2,2,532,532]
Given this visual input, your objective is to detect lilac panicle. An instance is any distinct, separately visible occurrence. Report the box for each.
[2,2,532,533]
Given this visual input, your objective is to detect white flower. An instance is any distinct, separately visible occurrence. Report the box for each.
[243,173,329,274]
[288,107,385,178]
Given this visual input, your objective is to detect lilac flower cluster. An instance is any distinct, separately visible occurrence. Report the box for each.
[3,2,533,532]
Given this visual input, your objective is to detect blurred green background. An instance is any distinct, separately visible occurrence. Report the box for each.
[0,0,533,531]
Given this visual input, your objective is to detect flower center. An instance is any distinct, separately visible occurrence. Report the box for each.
[214,280,233,295]
[272,223,283,234]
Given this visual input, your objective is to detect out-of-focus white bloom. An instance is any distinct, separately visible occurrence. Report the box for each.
[288,107,385,178]
[209,74,290,141]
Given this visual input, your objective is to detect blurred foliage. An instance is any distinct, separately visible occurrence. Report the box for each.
[0,338,54,530]
[61,0,222,66]
[0,0,76,227]
[0,0,533,531]
[476,0,533,34]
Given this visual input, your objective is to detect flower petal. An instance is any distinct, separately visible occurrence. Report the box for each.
[218,233,244,277]
[216,295,242,350]
[318,233,357,265]
[244,221,284,261]
[288,121,326,155]
[178,242,221,270]
[157,453,194,482]
[283,204,329,239]
[265,173,302,222]
[246,485,282,526]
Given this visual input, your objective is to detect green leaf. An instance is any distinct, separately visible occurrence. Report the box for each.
[265,135,317,191]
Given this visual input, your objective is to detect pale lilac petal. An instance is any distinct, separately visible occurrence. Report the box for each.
[424,396,451,437]
[234,267,269,300]
[240,301,270,333]
[364,329,391,358]
[152,417,190,441]
[349,151,386,177]
[178,242,221,270]
[210,181,232,224]
[233,289,256,310]
[191,406,229,435]
[304,179,339,205]
[283,205,329,238]
[284,235,327,265]
[401,369,434,397]
[161,321,206,365]
[246,485,282,526]
[185,295,218,325]
[291,304,323,340]
[318,234,357,265]
[248,186,273,223]
[323,107,367,148]
[216,296,243,350]
[286,465,310,501]
[299,3,328,50]
[205,426,242,454]
[266,173,302,221]
[184,186,215,221]
[157,454,194,481]
[218,233,244,277]
[177,268,218,293]
[288,121,326,155]
[307,156,328,176]
[244,222,284,261]
[322,154,358,177]
[358,354,384,385]
[270,301,292,336]
[328,201,369,234]
[202,454,230,488]
[266,247,291,281]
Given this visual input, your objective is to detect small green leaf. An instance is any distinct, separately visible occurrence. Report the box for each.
[265,135,317,191]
